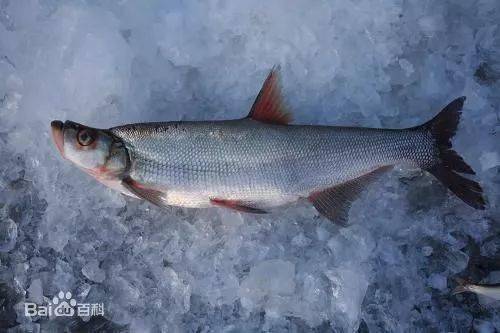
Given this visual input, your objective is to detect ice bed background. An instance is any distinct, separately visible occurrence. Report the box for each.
[0,0,499,332]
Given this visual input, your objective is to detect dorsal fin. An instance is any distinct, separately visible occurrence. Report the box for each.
[246,67,292,125]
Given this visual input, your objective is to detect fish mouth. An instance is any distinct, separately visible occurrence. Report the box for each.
[51,120,65,156]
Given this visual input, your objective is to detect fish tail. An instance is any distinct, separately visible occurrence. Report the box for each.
[452,278,471,295]
[419,97,486,209]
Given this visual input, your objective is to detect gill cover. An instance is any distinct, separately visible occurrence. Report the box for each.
[50,120,129,179]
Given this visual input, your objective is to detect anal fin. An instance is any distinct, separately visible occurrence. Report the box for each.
[210,198,267,214]
[308,166,392,226]
[122,176,169,209]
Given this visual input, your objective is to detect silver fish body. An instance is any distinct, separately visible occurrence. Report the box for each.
[111,120,435,208]
[51,69,485,225]
[453,280,500,302]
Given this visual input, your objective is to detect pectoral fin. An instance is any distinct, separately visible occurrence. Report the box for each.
[122,176,169,208]
[210,198,267,214]
[308,166,392,226]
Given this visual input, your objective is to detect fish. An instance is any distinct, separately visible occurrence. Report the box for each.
[453,278,500,302]
[50,69,486,225]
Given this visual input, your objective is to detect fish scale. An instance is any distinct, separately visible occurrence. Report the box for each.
[110,120,436,208]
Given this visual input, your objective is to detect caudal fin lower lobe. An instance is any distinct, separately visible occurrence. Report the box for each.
[420,97,485,209]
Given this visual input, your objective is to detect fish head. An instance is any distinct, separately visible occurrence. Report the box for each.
[50,120,129,179]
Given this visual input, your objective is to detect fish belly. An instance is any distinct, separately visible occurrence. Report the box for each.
[159,189,298,208]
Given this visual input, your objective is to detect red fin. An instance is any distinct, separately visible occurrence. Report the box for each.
[122,176,168,208]
[247,67,291,125]
[308,166,392,226]
[210,198,267,214]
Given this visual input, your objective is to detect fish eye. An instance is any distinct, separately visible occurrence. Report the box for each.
[77,129,96,146]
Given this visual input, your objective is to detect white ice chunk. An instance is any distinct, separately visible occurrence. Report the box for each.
[325,267,370,331]
[291,233,311,247]
[479,152,500,171]
[82,260,106,283]
[398,59,415,77]
[239,260,295,310]
[427,274,447,291]
[422,246,433,257]
[27,278,43,304]
[473,319,496,333]
[0,218,17,252]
